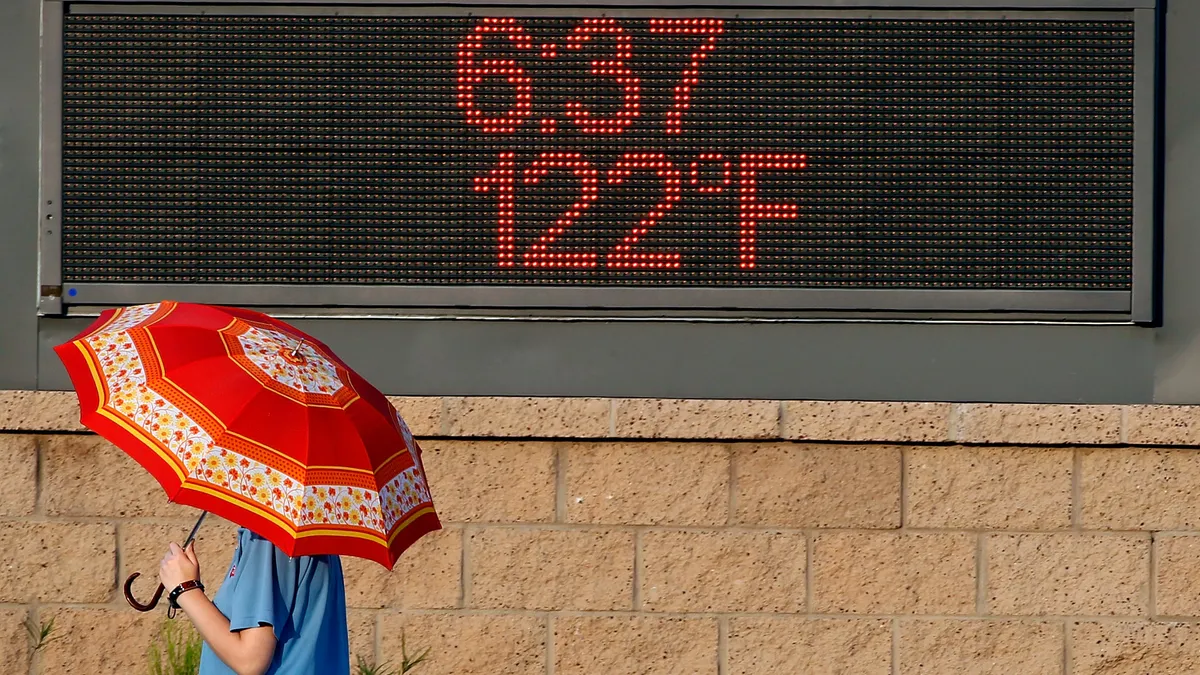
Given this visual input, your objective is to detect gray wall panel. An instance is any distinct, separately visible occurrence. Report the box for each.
[305,320,1154,403]
[39,317,1155,403]
[1153,0,1200,402]
[0,0,42,390]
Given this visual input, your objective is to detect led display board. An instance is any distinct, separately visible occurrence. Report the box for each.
[39,3,1154,316]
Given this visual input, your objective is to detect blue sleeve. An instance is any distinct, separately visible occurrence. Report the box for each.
[223,535,297,640]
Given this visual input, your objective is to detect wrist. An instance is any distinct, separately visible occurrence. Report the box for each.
[175,584,209,612]
[167,579,205,617]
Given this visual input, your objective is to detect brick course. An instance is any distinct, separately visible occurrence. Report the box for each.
[727,618,891,675]
[906,446,1073,530]
[897,620,1063,675]
[640,530,807,613]
[565,442,729,526]
[468,528,634,611]
[734,443,901,528]
[812,532,977,615]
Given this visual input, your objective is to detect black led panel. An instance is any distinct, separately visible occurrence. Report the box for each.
[60,12,1135,290]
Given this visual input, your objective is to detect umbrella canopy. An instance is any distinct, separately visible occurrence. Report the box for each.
[54,301,440,569]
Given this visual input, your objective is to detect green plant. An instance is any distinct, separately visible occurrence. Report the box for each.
[354,630,430,675]
[25,616,56,653]
[147,620,203,675]
[355,655,397,675]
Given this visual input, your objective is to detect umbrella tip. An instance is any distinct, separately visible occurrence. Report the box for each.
[285,339,308,364]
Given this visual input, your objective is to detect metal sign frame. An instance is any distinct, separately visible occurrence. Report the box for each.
[37,0,1160,321]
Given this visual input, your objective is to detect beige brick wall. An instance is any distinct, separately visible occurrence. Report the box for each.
[5,391,1200,674]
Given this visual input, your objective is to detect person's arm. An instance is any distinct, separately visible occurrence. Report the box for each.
[161,542,277,675]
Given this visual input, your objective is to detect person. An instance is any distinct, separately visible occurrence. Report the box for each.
[159,526,350,675]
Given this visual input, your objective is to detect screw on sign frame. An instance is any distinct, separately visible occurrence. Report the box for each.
[457,16,809,271]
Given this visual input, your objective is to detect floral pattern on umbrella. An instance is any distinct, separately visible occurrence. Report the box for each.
[223,320,357,406]
[58,300,440,568]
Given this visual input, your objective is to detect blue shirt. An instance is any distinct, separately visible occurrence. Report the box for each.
[199,528,349,675]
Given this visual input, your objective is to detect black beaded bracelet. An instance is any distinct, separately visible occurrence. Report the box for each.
[167,579,205,619]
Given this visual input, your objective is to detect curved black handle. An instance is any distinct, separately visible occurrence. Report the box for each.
[123,510,208,613]
[124,572,164,612]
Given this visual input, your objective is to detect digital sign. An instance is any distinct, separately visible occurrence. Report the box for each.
[457,16,808,273]
[54,8,1141,312]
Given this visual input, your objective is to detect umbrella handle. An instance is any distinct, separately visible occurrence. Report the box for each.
[122,510,209,613]
[123,573,163,612]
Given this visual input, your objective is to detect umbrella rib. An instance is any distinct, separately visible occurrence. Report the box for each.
[300,403,311,550]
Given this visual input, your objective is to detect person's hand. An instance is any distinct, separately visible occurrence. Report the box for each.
[159,542,201,590]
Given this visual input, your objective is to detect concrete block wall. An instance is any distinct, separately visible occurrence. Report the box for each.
[4,391,1200,674]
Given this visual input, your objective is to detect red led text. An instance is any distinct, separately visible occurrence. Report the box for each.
[477,151,808,269]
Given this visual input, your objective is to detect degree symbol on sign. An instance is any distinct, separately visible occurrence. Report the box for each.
[690,153,732,193]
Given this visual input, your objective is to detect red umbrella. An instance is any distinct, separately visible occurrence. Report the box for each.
[55,301,440,608]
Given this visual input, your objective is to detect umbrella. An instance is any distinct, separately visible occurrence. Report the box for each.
[54,301,440,611]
